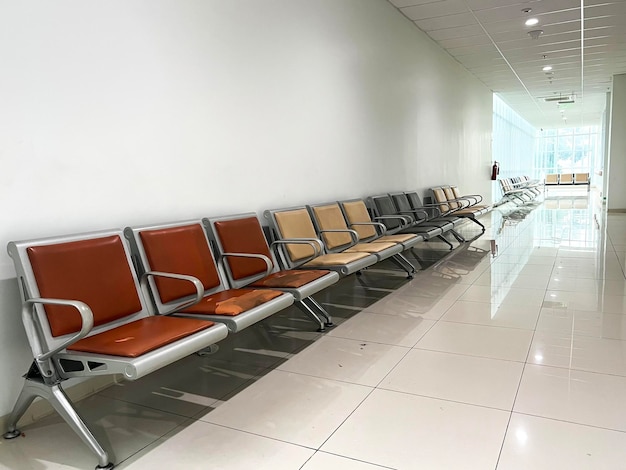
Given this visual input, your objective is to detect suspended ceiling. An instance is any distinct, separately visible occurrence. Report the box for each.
[388,0,626,129]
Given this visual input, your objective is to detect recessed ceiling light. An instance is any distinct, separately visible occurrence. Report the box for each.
[543,65,553,71]
[525,18,539,26]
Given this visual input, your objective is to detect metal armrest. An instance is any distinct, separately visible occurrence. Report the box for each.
[141,271,204,315]
[373,215,413,229]
[270,238,324,267]
[24,298,94,376]
[349,221,387,236]
[397,209,429,221]
[221,252,273,278]
[411,203,444,215]
[318,228,359,247]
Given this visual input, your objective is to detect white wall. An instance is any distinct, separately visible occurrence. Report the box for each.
[0,0,493,417]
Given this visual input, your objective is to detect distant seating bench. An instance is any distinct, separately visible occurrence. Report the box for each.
[544,173,590,191]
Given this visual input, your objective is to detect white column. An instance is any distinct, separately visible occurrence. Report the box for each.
[608,74,626,211]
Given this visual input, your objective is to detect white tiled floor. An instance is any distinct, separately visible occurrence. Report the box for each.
[2,193,626,469]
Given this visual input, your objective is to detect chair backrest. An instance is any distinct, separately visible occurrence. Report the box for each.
[205,213,277,288]
[442,186,460,209]
[266,207,322,264]
[545,174,559,184]
[367,195,403,230]
[405,191,423,210]
[126,221,226,311]
[574,173,589,184]
[309,203,355,250]
[8,230,149,360]
[339,199,378,240]
[390,192,426,223]
[431,187,451,214]
[560,173,574,184]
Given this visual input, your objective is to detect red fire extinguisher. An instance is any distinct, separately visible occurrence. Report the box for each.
[491,161,499,180]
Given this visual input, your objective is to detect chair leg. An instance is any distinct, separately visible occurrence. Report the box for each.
[389,253,416,279]
[437,234,454,250]
[468,217,486,232]
[295,300,325,332]
[450,229,465,243]
[4,376,114,470]
[302,297,334,327]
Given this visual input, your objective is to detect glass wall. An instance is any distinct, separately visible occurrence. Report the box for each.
[492,95,537,201]
[534,126,600,180]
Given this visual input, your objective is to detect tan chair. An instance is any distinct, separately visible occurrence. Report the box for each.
[574,173,589,184]
[545,174,559,185]
[4,230,229,469]
[559,173,574,185]
[574,173,590,191]
[264,206,378,276]
[204,213,340,331]
[308,202,416,278]
[339,198,424,249]
[430,187,488,231]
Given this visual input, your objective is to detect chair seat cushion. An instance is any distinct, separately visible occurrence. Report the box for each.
[67,316,214,358]
[345,242,397,253]
[378,234,418,244]
[250,270,330,288]
[303,251,371,267]
[182,289,283,316]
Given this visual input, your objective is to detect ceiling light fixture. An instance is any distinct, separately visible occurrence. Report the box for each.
[528,30,544,40]
[543,65,553,71]
[525,18,539,26]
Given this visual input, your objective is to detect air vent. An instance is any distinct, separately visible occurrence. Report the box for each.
[543,95,572,102]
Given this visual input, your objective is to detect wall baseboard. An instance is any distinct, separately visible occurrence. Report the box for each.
[0,376,118,434]
[608,208,626,213]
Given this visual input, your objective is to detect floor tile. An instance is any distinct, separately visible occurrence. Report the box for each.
[327,310,435,347]
[301,452,391,470]
[497,413,626,470]
[528,331,626,376]
[198,370,372,448]
[380,349,524,410]
[442,300,540,330]
[276,336,408,386]
[0,394,187,470]
[321,389,509,470]
[118,420,314,470]
[515,364,626,432]
[365,294,455,319]
[415,321,533,362]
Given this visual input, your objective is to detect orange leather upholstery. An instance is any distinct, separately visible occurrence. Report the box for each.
[213,216,273,280]
[27,236,142,337]
[139,225,221,303]
[180,289,282,316]
[67,316,214,358]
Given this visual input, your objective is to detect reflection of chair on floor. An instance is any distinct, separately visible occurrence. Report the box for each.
[307,202,416,278]
[204,213,340,331]
[4,230,230,469]
[125,221,295,333]
[264,206,378,276]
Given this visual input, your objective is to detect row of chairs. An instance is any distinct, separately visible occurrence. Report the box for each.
[545,172,590,191]
[3,188,488,469]
[498,177,542,205]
